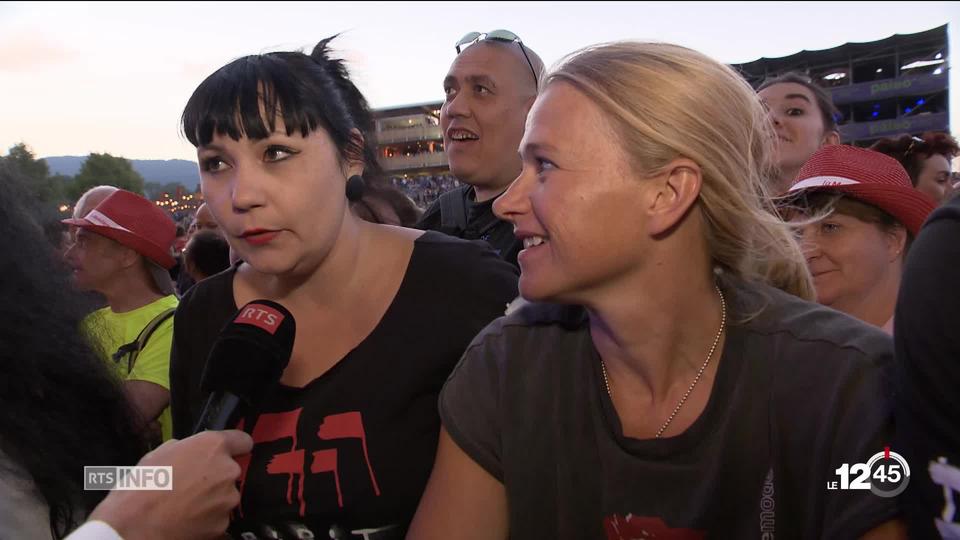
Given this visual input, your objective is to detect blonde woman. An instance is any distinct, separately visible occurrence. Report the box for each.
[409,42,903,539]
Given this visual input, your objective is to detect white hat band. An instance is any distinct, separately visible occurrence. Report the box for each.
[83,209,134,234]
[789,175,862,192]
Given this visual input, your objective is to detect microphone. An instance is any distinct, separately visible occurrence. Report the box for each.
[193,300,296,433]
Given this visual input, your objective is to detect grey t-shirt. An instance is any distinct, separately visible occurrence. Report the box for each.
[440,278,899,539]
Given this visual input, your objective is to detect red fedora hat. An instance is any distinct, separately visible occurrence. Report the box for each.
[63,189,177,269]
[787,145,936,236]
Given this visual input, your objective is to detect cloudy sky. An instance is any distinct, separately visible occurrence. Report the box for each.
[1,1,957,162]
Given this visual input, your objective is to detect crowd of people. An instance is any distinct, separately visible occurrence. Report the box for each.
[1,27,959,540]
[389,174,461,209]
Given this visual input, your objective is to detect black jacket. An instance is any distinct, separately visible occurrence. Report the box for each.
[415,185,521,269]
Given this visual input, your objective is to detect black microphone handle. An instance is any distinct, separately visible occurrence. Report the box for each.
[193,392,242,434]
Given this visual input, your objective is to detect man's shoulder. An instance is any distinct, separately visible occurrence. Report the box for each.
[415,198,442,230]
[129,296,178,348]
[128,295,178,328]
[82,306,116,346]
[442,184,473,202]
[416,185,472,232]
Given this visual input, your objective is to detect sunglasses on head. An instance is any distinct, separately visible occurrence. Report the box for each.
[904,136,925,157]
[455,29,538,87]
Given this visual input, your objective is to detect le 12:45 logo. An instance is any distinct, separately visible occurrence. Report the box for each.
[828,447,910,498]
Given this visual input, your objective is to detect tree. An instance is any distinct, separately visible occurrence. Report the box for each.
[3,142,49,182]
[1,142,71,205]
[44,174,74,205]
[69,153,145,201]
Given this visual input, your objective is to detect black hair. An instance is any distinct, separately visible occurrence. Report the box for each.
[351,180,423,227]
[871,131,960,186]
[181,35,382,181]
[184,230,231,279]
[758,72,841,133]
[0,162,149,538]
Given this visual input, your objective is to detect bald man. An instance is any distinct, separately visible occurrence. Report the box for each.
[66,185,119,247]
[74,185,119,219]
[191,202,220,235]
[63,186,122,308]
[416,33,544,269]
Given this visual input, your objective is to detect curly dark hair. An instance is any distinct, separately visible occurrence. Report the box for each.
[870,131,960,187]
[0,161,148,538]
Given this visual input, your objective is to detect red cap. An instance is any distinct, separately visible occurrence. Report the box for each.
[63,189,177,269]
[788,145,936,236]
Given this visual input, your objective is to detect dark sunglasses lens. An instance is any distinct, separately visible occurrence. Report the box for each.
[455,31,482,49]
[486,29,520,41]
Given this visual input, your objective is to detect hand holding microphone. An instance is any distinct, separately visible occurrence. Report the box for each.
[86,430,253,540]
[74,300,296,540]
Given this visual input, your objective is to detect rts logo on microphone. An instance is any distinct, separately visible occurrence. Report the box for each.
[828,446,910,498]
[235,304,285,335]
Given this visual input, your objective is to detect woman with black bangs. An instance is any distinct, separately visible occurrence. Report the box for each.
[169,36,518,538]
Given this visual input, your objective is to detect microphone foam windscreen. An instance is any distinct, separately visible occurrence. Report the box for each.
[199,299,296,405]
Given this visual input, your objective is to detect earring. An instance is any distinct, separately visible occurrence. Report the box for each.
[345,175,365,202]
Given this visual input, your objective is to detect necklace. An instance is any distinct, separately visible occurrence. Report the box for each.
[599,284,726,439]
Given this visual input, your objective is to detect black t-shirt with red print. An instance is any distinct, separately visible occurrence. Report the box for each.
[170,231,518,539]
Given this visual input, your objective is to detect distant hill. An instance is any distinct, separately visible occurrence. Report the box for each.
[43,156,200,190]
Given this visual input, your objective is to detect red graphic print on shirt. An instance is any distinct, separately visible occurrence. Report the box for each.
[604,514,706,540]
[234,409,381,517]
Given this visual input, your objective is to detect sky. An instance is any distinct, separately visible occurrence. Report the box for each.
[1,1,958,162]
